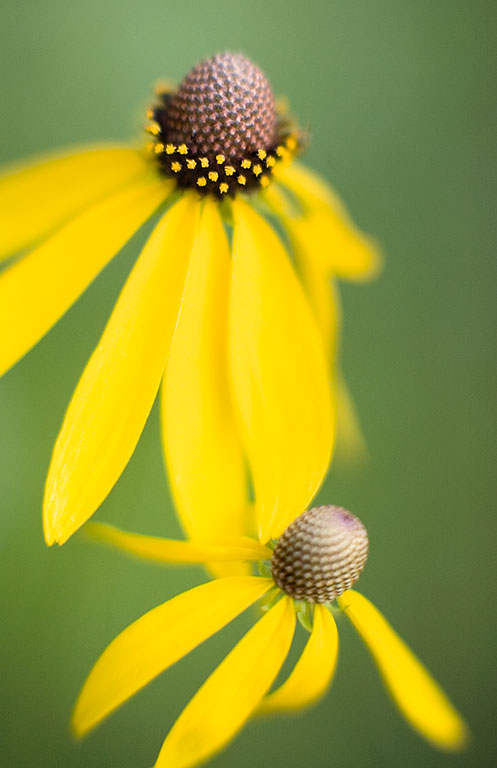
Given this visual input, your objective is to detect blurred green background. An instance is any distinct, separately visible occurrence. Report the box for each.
[0,1,495,766]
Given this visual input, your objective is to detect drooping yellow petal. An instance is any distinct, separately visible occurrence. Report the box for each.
[334,374,368,462]
[291,249,367,462]
[295,254,366,461]
[266,185,367,462]
[162,198,249,576]
[265,182,339,363]
[292,220,340,362]
[229,199,334,543]
[0,177,170,378]
[0,145,152,261]
[277,163,381,281]
[337,590,469,751]
[85,523,272,564]
[257,603,338,714]
[72,576,273,739]
[155,596,295,768]
[43,194,199,545]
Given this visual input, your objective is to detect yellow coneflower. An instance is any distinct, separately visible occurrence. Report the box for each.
[0,53,379,546]
[73,504,468,768]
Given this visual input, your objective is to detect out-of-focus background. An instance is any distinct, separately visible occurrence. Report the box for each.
[0,1,495,766]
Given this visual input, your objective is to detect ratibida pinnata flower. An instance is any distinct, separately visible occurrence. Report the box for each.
[0,53,380,549]
[72,504,469,768]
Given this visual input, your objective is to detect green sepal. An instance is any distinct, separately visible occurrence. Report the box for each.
[294,600,314,632]
[219,196,234,227]
[260,588,282,613]
[257,559,273,579]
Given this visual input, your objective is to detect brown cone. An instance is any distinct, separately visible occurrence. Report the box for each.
[165,52,277,162]
[272,505,369,603]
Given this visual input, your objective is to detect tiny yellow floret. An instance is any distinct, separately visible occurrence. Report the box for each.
[241,159,252,169]
[237,175,247,186]
[260,175,270,188]
[186,159,197,170]
[266,156,276,168]
[216,154,226,165]
[145,122,161,136]
[225,166,235,176]
[200,157,209,168]
[257,149,267,160]
[197,177,207,187]
[165,144,176,154]
[219,183,229,194]
[154,143,165,154]
[253,164,262,177]
[178,144,188,155]
[208,171,219,182]
[171,161,182,173]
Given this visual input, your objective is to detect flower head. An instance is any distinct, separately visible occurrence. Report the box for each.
[146,52,301,196]
[73,504,469,767]
[271,504,369,601]
[0,53,380,547]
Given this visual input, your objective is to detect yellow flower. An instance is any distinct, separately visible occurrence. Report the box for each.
[0,53,379,546]
[73,505,468,768]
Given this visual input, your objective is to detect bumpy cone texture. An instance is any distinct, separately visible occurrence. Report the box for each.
[165,52,277,162]
[272,506,369,603]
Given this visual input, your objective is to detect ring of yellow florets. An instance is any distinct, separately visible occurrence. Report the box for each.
[145,89,303,198]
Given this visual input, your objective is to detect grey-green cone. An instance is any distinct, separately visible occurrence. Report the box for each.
[272,505,369,603]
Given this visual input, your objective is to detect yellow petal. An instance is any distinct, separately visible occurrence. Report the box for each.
[266,185,367,464]
[85,522,272,564]
[292,245,367,462]
[0,177,169,378]
[337,590,469,751]
[266,185,368,464]
[277,163,382,281]
[292,219,340,362]
[72,576,273,739]
[334,374,368,463]
[265,182,340,363]
[258,603,338,714]
[162,198,249,576]
[294,256,366,461]
[155,596,295,768]
[229,199,334,543]
[43,194,199,545]
[0,145,152,261]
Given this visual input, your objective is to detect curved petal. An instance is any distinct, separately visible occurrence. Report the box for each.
[43,194,200,545]
[257,603,338,714]
[162,198,249,575]
[291,216,340,363]
[334,374,368,462]
[155,596,295,768]
[265,182,339,363]
[295,253,366,461]
[291,242,367,462]
[337,590,469,751]
[85,523,272,564]
[72,576,273,739]
[266,186,367,462]
[277,163,382,281]
[0,177,170,377]
[0,145,151,261]
[229,199,334,543]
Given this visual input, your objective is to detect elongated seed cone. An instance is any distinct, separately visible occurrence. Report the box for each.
[165,52,277,162]
[272,505,369,603]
